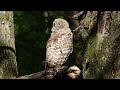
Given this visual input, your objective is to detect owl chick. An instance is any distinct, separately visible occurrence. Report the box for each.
[45,18,73,79]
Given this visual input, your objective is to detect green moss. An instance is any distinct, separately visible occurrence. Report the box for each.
[86,35,97,60]
[83,34,106,79]
[84,31,120,78]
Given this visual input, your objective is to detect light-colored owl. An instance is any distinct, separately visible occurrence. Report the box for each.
[45,18,73,79]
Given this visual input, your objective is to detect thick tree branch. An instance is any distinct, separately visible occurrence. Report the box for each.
[17,66,81,79]
[17,70,45,79]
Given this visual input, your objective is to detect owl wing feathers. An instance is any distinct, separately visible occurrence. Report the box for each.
[59,29,73,64]
[45,28,73,79]
[45,32,63,79]
[46,29,73,65]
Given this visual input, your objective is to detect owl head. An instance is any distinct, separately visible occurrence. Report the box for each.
[51,18,69,32]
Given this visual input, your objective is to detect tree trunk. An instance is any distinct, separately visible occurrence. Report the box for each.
[81,11,120,79]
[0,11,18,79]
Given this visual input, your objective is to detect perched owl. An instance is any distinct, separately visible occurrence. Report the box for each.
[45,18,73,79]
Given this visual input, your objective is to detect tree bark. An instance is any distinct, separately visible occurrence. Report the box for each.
[0,11,18,79]
[82,11,120,79]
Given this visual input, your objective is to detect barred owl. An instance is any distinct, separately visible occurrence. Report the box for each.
[45,18,73,79]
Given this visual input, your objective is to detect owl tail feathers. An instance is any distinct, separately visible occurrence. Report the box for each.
[45,68,56,79]
[45,67,61,79]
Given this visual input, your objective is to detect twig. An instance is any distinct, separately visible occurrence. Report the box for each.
[72,11,84,18]
[73,24,83,32]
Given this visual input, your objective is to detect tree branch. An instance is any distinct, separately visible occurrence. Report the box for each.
[16,66,81,79]
[72,11,84,18]
[17,70,45,79]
